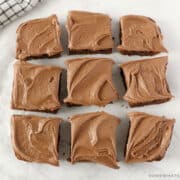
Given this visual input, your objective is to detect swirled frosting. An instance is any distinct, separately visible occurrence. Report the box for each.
[70,111,120,169]
[117,15,167,54]
[16,15,63,60]
[11,115,61,166]
[120,56,172,106]
[11,61,62,112]
[67,11,114,51]
[126,112,175,163]
[64,58,119,106]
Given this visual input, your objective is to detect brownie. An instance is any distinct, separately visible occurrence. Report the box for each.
[117,15,167,56]
[120,56,172,107]
[70,111,120,169]
[64,58,119,106]
[125,112,175,163]
[11,115,61,166]
[11,61,62,112]
[16,15,63,60]
[66,11,114,54]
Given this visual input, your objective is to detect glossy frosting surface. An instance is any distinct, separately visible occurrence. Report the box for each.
[120,56,172,106]
[117,15,167,53]
[64,58,119,106]
[16,15,63,60]
[12,61,62,111]
[11,115,61,166]
[70,111,120,168]
[67,11,114,51]
[126,112,175,163]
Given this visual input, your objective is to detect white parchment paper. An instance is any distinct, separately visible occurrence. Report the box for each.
[0,0,180,180]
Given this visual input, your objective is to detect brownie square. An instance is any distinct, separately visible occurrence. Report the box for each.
[16,15,63,60]
[125,112,175,163]
[64,58,119,106]
[120,56,172,107]
[117,15,167,56]
[66,11,114,54]
[70,111,120,168]
[11,61,62,112]
[11,115,61,166]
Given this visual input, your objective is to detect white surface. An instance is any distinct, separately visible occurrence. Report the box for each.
[0,0,180,180]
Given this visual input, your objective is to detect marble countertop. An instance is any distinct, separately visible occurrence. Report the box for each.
[0,0,180,179]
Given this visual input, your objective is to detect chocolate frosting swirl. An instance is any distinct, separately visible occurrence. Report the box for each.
[64,58,119,106]
[67,11,114,51]
[16,15,63,60]
[11,115,60,166]
[117,15,167,53]
[126,112,175,163]
[12,61,62,112]
[120,56,172,106]
[70,111,120,169]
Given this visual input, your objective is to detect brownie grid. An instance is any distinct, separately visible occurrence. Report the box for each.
[9,11,175,168]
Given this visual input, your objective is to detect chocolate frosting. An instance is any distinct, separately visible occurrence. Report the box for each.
[67,11,114,51]
[70,111,120,169]
[126,112,175,163]
[11,61,62,112]
[64,58,119,106]
[11,115,61,166]
[120,56,172,106]
[117,15,167,53]
[16,15,63,60]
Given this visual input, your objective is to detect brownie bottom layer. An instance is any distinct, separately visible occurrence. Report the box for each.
[128,97,172,107]
[11,106,60,113]
[120,68,127,90]
[65,103,82,107]
[118,49,160,56]
[16,53,61,61]
[65,101,113,107]
[68,49,112,55]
